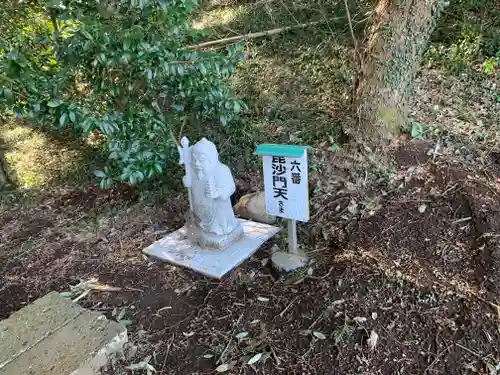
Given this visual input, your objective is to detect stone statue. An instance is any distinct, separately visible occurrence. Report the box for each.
[179,137,243,250]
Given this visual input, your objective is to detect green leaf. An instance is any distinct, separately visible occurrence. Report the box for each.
[47,99,62,108]
[98,53,106,65]
[94,170,107,178]
[3,88,14,105]
[129,173,137,185]
[219,115,227,126]
[59,112,68,127]
[118,319,133,327]
[59,291,75,298]
[69,111,76,123]
[411,122,424,140]
[199,63,207,75]
[154,164,163,173]
[233,101,241,113]
[82,30,93,40]
[123,38,131,51]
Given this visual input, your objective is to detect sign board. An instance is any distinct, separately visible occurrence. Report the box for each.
[256,144,310,222]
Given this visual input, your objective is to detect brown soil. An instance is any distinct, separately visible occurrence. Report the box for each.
[0,141,499,375]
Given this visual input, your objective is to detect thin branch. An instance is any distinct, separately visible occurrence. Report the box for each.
[278,296,300,318]
[217,312,244,365]
[189,20,335,49]
[159,334,175,374]
[342,0,361,104]
[205,0,280,10]
[424,345,453,374]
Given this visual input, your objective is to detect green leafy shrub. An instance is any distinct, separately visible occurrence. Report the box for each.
[425,23,483,73]
[0,0,246,187]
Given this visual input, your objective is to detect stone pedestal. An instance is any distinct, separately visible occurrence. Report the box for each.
[143,219,280,279]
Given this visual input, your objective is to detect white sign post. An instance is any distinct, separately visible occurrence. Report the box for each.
[256,144,310,271]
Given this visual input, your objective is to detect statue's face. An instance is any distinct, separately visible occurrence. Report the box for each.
[193,151,213,177]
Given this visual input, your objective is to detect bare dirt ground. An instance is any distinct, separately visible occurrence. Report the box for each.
[1,70,499,374]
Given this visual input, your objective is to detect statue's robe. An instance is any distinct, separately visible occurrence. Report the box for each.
[190,163,240,236]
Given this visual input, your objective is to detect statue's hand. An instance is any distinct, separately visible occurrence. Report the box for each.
[205,182,220,199]
[183,175,191,188]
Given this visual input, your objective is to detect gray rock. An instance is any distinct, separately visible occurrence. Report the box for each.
[234,192,276,224]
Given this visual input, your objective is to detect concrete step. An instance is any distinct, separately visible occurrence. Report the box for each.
[0,291,127,375]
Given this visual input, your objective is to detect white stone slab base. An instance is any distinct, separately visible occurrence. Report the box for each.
[143,219,280,279]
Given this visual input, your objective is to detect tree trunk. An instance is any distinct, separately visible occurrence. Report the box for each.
[354,0,448,142]
[0,139,9,185]
[0,154,8,184]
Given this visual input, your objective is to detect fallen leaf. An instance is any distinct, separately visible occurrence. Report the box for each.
[215,363,230,373]
[372,312,378,320]
[353,316,367,324]
[126,356,157,374]
[247,353,263,365]
[202,354,214,359]
[313,331,326,340]
[257,296,269,302]
[367,330,379,350]
[418,204,427,213]
[235,331,249,339]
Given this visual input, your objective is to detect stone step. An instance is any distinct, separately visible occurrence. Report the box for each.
[0,291,127,375]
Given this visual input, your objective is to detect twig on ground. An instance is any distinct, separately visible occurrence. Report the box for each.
[451,216,472,225]
[154,306,172,318]
[217,312,244,365]
[126,286,145,292]
[432,139,441,160]
[308,311,324,331]
[278,297,299,318]
[424,345,453,374]
[160,334,175,375]
[455,343,488,361]
[70,279,122,303]
[308,267,335,280]
[294,266,335,285]
[72,289,91,303]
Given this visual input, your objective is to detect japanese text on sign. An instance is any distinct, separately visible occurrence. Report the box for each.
[263,151,309,222]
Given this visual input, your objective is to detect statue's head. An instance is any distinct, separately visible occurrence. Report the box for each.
[192,138,218,179]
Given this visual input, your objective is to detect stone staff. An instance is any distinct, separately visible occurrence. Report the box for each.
[178,136,194,211]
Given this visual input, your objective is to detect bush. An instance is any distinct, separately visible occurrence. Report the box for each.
[427,0,500,73]
[0,0,246,187]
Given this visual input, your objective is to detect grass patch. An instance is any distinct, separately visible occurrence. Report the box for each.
[0,119,106,200]
[191,0,361,158]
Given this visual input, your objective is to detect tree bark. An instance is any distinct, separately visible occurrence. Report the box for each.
[354,0,448,142]
[0,153,8,184]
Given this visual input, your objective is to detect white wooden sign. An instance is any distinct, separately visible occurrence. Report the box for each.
[262,151,309,222]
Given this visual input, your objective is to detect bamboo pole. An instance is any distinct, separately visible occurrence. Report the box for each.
[189,20,333,48]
